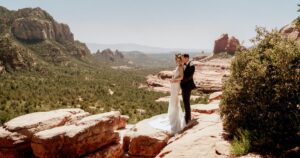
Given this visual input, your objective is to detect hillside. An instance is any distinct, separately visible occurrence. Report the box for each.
[0,6,91,72]
[0,6,168,125]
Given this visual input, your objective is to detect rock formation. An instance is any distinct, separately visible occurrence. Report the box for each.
[213,34,241,55]
[146,58,231,93]
[123,114,172,157]
[93,49,126,62]
[213,34,229,54]
[0,109,128,158]
[0,94,266,158]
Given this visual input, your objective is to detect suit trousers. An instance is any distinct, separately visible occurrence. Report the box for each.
[182,88,192,124]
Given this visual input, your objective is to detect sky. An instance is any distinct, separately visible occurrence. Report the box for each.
[0,0,299,50]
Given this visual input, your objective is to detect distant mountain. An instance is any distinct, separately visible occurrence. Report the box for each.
[87,43,209,54]
[93,49,128,64]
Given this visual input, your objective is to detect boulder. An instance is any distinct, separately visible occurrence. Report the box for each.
[0,109,89,158]
[124,115,172,157]
[213,34,229,54]
[156,114,226,158]
[4,108,88,137]
[31,111,121,158]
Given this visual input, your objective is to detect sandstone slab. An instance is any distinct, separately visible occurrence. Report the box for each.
[208,91,222,103]
[31,111,121,158]
[124,115,171,157]
[156,114,226,158]
[4,108,88,137]
[192,101,220,114]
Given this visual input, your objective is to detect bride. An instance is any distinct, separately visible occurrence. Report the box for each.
[168,54,185,134]
[148,54,186,134]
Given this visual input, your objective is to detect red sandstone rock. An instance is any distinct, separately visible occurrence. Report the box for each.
[280,24,300,40]
[31,111,121,158]
[4,108,88,137]
[0,127,31,158]
[213,34,241,55]
[226,36,240,55]
[192,101,220,114]
[84,143,123,158]
[213,34,229,54]
[156,114,226,158]
[0,109,89,158]
[118,115,129,129]
[123,115,171,157]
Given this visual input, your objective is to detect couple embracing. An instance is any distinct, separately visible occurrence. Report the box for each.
[168,53,196,134]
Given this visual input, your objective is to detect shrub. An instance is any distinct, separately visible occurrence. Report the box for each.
[230,129,251,156]
[220,28,300,151]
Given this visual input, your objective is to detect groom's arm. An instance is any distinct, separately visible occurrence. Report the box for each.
[181,65,195,83]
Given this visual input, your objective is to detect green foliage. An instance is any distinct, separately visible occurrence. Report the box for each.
[0,37,34,71]
[191,93,209,104]
[221,28,300,151]
[230,129,251,156]
[0,63,168,125]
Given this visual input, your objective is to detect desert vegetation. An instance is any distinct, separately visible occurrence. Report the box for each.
[221,27,300,156]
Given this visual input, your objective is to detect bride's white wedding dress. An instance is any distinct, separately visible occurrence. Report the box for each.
[148,65,185,134]
[168,66,185,134]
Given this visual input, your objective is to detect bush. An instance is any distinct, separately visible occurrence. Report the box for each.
[230,129,251,156]
[220,28,300,151]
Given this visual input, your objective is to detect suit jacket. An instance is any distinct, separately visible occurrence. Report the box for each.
[180,61,196,90]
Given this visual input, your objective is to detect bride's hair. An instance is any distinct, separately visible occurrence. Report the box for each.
[175,54,182,61]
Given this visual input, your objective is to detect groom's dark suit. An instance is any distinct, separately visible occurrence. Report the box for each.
[180,61,196,124]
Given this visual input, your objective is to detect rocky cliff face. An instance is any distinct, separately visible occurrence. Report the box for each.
[9,7,74,43]
[213,34,241,55]
[0,6,91,72]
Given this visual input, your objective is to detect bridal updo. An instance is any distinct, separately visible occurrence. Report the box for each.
[175,54,183,65]
[175,54,182,61]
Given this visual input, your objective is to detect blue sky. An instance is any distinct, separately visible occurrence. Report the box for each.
[0,0,299,49]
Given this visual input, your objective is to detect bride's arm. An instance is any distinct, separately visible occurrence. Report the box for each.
[171,66,183,82]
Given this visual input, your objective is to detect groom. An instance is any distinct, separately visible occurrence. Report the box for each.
[180,54,196,124]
